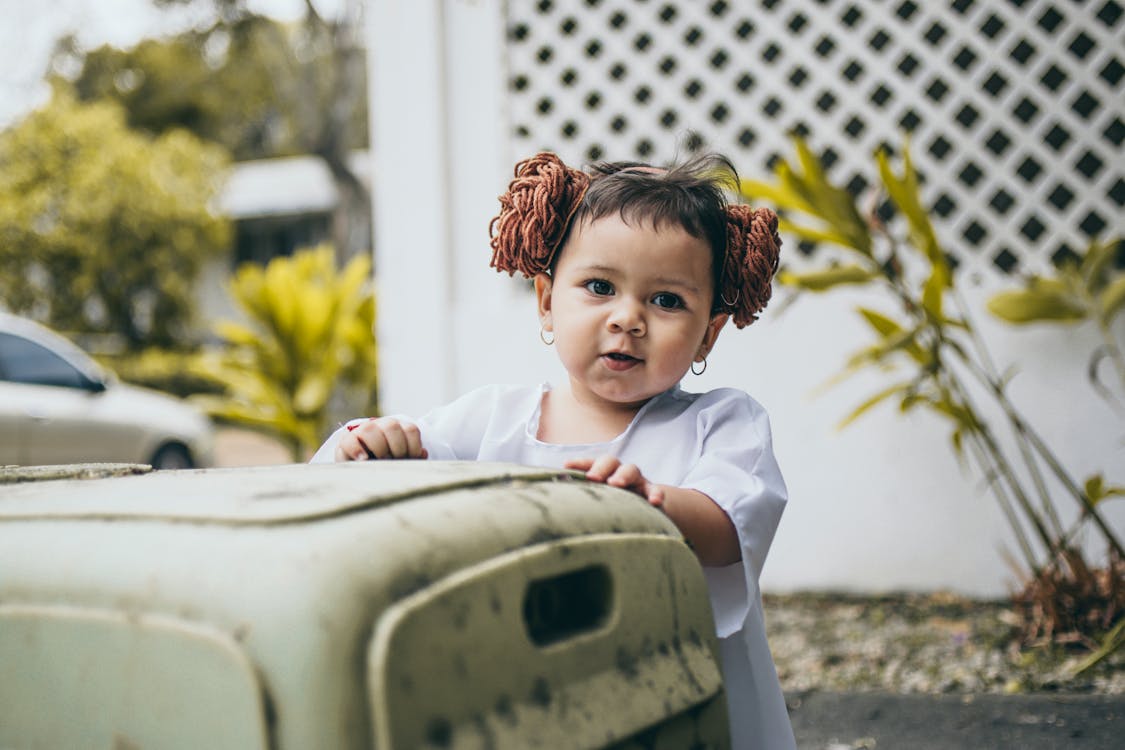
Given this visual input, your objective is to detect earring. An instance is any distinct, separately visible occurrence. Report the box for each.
[721,289,741,307]
[691,358,707,375]
[539,326,555,346]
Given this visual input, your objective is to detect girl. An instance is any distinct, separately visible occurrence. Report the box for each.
[311,152,795,749]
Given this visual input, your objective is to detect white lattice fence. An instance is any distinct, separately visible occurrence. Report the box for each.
[505,0,1124,280]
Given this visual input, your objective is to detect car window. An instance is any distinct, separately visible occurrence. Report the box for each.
[0,332,89,388]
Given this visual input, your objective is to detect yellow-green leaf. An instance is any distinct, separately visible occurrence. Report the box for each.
[950,428,964,456]
[1080,239,1119,289]
[987,288,1087,324]
[838,382,912,429]
[740,177,814,215]
[213,321,261,347]
[858,308,904,338]
[921,262,949,322]
[1084,474,1125,504]
[929,397,979,431]
[876,147,946,275]
[775,219,858,249]
[778,264,878,291]
[1098,276,1125,322]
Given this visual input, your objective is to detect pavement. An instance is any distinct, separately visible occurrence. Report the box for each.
[213,426,292,466]
[786,691,1125,749]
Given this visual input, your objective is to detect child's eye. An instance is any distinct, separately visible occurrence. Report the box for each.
[652,292,684,310]
[584,279,614,296]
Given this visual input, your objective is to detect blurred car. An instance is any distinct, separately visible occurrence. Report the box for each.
[0,313,214,469]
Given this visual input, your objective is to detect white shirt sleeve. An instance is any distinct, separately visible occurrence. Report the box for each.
[678,389,788,637]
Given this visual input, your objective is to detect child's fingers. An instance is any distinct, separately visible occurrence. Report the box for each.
[583,455,623,482]
[379,420,411,458]
[338,418,427,460]
[606,462,643,490]
[567,456,663,507]
[357,425,392,458]
[335,434,374,461]
[378,419,426,458]
[402,421,426,458]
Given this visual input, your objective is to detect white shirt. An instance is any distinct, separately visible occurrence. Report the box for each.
[311,383,795,749]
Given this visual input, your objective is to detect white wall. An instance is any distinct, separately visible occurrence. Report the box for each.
[367,1,1124,597]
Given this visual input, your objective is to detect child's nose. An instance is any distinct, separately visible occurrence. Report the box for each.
[606,298,646,335]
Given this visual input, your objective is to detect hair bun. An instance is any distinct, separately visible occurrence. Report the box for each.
[489,153,590,277]
[721,205,782,328]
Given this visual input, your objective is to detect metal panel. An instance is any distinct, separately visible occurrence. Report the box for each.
[368,536,727,749]
[0,606,268,750]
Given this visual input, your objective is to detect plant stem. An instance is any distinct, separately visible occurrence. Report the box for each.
[940,368,1059,560]
[858,238,1060,573]
[950,289,1066,539]
[1095,316,1125,394]
[955,351,1125,559]
[963,425,1041,575]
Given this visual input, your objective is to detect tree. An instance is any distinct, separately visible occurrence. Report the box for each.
[66,31,302,161]
[0,91,230,349]
[58,0,371,262]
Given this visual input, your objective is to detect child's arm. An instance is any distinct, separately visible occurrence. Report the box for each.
[564,456,740,567]
[335,417,428,461]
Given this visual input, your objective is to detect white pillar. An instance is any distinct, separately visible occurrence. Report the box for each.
[367,0,512,416]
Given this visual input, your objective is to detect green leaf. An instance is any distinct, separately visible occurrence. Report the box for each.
[1098,276,1125,322]
[928,396,979,432]
[1072,618,1125,677]
[740,178,814,215]
[213,321,261,347]
[987,288,1087,324]
[1085,474,1125,505]
[921,261,950,322]
[876,146,946,277]
[777,265,878,291]
[1080,239,1119,290]
[775,219,858,249]
[838,382,912,429]
[950,428,964,456]
[743,138,873,257]
[857,308,904,338]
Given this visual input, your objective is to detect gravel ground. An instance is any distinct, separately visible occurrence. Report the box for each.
[764,591,1124,696]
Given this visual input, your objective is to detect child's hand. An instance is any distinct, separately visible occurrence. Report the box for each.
[564,456,665,507]
[334,417,428,461]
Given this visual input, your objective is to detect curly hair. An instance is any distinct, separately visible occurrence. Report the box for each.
[489,151,781,328]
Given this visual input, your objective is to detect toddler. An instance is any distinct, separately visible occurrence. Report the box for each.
[311,152,795,749]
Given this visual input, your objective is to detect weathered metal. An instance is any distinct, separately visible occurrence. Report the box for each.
[0,461,729,749]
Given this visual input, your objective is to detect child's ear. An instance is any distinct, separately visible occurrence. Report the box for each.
[696,313,729,361]
[534,273,554,329]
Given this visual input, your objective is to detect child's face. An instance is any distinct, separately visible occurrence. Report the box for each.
[535,214,728,412]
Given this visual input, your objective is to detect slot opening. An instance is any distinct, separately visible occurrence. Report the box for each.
[522,565,612,647]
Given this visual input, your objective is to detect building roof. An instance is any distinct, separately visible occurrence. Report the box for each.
[217,151,370,220]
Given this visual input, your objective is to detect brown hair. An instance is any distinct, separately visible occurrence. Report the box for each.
[489,151,781,328]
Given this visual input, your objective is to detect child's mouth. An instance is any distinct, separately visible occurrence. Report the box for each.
[602,352,641,371]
